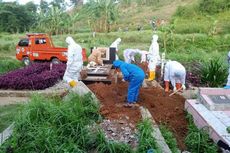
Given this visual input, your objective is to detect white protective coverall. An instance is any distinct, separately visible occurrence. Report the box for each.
[224,51,230,89]
[147,34,161,81]
[123,49,140,63]
[148,34,161,64]
[164,61,186,91]
[138,50,149,63]
[110,38,121,60]
[63,36,83,83]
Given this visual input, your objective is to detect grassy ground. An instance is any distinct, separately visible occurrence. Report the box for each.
[0,31,229,65]
[0,104,22,132]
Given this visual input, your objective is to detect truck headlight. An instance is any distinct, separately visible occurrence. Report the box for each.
[16,48,20,54]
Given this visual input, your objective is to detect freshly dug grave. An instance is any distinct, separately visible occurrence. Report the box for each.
[88,81,188,150]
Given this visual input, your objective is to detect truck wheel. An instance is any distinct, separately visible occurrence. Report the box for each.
[51,58,60,64]
[22,57,30,66]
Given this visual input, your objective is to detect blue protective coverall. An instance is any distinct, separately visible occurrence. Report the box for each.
[113,60,145,103]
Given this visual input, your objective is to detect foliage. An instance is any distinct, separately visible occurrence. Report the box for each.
[84,0,119,32]
[185,113,218,153]
[0,2,36,33]
[0,93,136,152]
[199,58,228,87]
[137,119,161,153]
[199,0,230,14]
[0,104,22,132]
[0,63,66,90]
[0,93,101,152]
[0,58,23,75]
[159,125,179,153]
[174,4,199,18]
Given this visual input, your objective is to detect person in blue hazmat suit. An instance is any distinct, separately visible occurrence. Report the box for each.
[113,60,145,107]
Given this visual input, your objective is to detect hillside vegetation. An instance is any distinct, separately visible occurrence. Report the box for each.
[0,0,230,63]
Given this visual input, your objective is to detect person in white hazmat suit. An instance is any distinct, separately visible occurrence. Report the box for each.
[123,49,140,64]
[63,36,83,88]
[138,50,149,63]
[110,38,121,60]
[164,61,186,92]
[148,34,161,81]
[224,51,230,89]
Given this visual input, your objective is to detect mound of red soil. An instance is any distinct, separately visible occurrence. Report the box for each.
[88,82,141,125]
[87,82,188,150]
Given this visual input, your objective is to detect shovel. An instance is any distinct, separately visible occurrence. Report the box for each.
[169,87,183,97]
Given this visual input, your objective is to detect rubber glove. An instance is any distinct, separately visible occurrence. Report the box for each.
[182,84,186,90]
[69,80,77,88]
[173,87,177,92]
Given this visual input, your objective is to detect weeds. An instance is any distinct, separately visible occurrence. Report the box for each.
[0,93,136,152]
[185,113,218,153]
[0,58,23,75]
[199,58,228,87]
[137,119,161,153]
[159,125,179,153]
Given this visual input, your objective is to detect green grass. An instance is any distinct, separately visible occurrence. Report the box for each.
[0,57,23,74]
[185,113,218,153]
[1,31,230,65]
[137,119,161,153]
[159,125,179,153]
[0,93,137,152]
[0,104,22,132]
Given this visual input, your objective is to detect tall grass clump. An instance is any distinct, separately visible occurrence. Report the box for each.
[0,93,101,152]
[0,58,23,74]
[159,125,179,153]
[185,113,218,153]
[137,119,161,153]
[199,58,228,87]
[0,93,138,152]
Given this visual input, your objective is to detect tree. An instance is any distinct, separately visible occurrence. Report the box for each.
[85,0,119,32]
[40,0,49,14]
[0,2,35,33]
[25,1,37,13]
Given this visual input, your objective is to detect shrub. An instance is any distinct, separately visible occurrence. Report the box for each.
[0,58,23,74]
[0,63,66,90]
[137,119,161,153]
[159,125,179,153]
[199,0,230,14]
[185,114,218,153]
[199,58,228,87]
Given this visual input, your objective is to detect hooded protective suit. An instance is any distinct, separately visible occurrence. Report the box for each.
[149,34,160,62]
[138,50,149,63]
[224,51,230,89]
[123,49,140,64]
[164,61,186,91]
[110,38,121,60]
[63,36,83,84]
[113,60,145,103]
[148,35,161,81]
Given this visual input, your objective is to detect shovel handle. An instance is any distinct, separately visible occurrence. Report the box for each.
[169,87,183,97]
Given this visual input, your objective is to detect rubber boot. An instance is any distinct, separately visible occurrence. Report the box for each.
[148,71,154,81]
[152,71,155,80]
[165,81,169,92]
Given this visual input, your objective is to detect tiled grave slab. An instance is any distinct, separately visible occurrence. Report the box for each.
[185,99,230,146]
[199,88,230,111]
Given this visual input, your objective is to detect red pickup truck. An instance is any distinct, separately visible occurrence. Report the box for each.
[16,33,87,65]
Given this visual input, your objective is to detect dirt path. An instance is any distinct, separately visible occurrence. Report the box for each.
[0,97,28,106]
[88,81,188,150]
